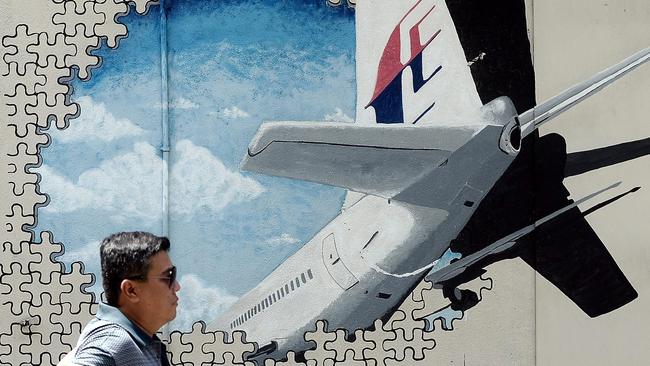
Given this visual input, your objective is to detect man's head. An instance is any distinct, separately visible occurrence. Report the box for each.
[100,231,180,335]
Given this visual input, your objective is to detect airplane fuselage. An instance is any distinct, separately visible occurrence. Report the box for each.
[212,98,522,359]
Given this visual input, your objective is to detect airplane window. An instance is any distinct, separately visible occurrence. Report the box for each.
[295,277,301,288]
[268,295,273,305]
[276,289,281,300]
[301,273,307,283]
[290,281,295,291]
[272,293,277,302]
[280,287,285,297]
[285,284,290,293]
[307,269,313,279]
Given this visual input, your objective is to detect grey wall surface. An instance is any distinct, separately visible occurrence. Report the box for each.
[534,1,650,365]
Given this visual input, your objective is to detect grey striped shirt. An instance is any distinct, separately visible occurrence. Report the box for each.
[70,303,170,366]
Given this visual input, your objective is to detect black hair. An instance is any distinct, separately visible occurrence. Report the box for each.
[100,231,170,306]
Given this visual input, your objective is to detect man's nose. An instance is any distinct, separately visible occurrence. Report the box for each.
[173,279,181,292]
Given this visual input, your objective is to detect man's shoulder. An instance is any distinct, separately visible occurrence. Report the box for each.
[75,318,142,358]
[81,318,130,339]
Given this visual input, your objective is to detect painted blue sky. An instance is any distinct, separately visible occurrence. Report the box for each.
[36,0,355,330]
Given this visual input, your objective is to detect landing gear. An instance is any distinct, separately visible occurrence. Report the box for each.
[443,286,479,311]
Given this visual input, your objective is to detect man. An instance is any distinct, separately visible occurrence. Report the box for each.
[61,231,180,365]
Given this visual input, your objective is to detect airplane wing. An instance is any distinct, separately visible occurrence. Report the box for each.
[242,121,482,197]
[520,47,650,137]
[425,182,638,317]
[355,0,483,125]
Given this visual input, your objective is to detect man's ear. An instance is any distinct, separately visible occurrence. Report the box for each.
[120,279,141,303]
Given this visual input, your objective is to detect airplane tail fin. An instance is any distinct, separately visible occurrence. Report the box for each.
[355,0,483,125]
[519,47,649,137]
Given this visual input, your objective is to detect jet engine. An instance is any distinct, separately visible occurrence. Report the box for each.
[480,96,522,156]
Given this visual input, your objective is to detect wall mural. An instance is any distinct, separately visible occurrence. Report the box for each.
[1,0,648,365]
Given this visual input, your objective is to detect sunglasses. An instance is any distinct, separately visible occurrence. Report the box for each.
[127,266,177,288]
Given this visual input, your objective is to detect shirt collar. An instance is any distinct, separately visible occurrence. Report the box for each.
[96,302,156,347]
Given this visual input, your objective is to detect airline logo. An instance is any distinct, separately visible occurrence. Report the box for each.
[366,0,443,124]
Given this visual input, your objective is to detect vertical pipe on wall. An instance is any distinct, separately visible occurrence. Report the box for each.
[159,0,172,341]
[160,0,170,238]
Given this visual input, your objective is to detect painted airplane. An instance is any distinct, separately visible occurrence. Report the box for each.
[211,0,650,360]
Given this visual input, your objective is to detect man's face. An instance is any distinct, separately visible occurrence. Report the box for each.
[138,251,180,327]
